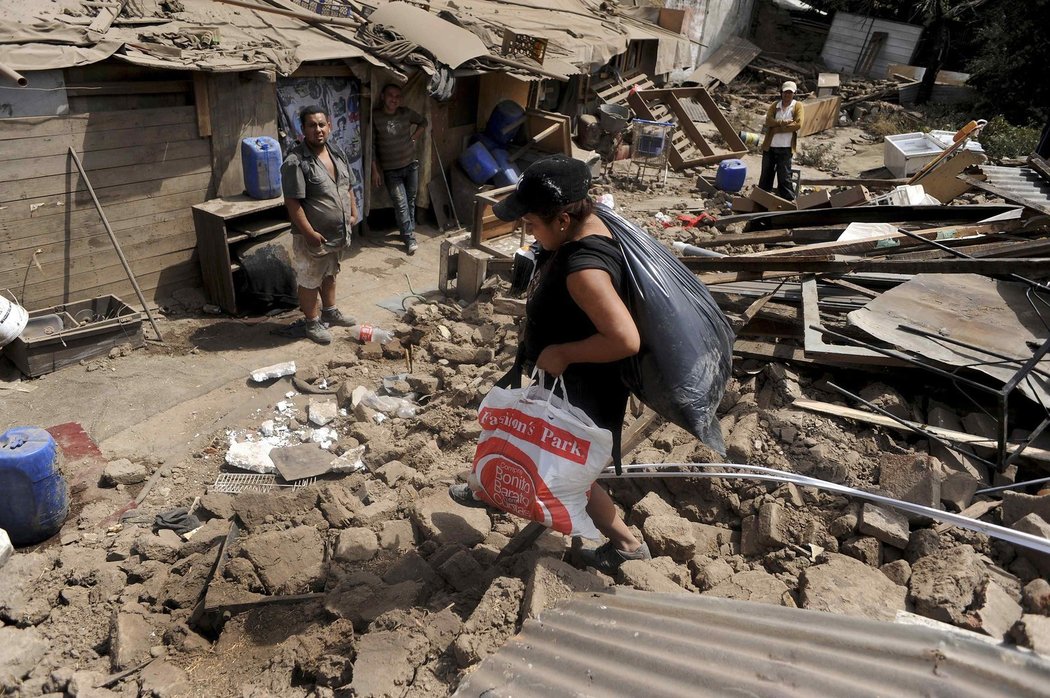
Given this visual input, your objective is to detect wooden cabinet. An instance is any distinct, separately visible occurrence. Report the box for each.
[191,195,291,314]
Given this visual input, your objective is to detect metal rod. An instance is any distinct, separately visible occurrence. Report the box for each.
[976,475,1050,495]
[596,462,1050,556]
[68,148,164,343]
[826,381,998,470]
[0,62,27,87]
[1003,416,1050,468]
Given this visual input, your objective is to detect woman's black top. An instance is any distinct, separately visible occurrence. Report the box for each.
[522,235,631,450]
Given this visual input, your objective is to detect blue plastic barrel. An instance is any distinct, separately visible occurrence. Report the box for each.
[491,148,521,188]
[241,136,283,199]
[0,427,69,547]
[458,141,499,184]
[484,101,526,147]
[714,159,748,193]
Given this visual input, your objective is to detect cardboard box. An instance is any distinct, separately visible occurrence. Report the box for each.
[829,185,871,208]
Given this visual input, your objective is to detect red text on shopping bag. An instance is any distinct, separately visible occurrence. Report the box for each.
[472,435,573,533]
[477,406,591,464]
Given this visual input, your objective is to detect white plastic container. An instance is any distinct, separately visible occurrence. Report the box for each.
[0,296,28,347]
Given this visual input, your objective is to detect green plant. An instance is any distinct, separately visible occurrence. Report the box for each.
[795,142,836,169]
[977,115,1040,160]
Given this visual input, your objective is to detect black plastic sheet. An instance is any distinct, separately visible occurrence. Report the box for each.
[596,204,734,454]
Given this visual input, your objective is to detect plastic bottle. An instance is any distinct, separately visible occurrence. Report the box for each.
[349,324,394,344]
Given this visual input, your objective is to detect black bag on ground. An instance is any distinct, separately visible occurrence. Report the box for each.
[595,204,734,455]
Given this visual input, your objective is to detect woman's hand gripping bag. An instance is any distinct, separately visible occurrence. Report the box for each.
[468,374,611,539]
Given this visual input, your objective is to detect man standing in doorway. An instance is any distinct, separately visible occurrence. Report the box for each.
[282,105,358,345]
[758,81,805,201]
[371,83,426,255]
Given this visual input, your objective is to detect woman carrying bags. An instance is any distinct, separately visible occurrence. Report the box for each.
[449,155,651,574]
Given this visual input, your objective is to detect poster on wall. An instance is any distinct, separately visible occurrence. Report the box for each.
[275,76,364,216]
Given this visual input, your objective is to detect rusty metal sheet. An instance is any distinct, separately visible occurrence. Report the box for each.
[454,589,1050,697]
[848,273,1050,404]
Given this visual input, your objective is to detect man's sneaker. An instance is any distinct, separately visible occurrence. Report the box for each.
[580,541,651,575]
[448,482,495,510]
[304,319,332,345]
[320,308,354,327]
[405,238,419,255]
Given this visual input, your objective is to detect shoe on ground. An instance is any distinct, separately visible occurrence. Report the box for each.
[320,308,354,327]
[304,319,332,345]
[448,482,494,510]
[580,541,651,575]
[405,238,419,255]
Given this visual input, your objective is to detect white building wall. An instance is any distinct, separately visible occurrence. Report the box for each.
[665,0,756,82]
[821,11,923,78]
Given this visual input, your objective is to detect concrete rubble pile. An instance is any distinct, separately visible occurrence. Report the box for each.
[3,275,1050,696]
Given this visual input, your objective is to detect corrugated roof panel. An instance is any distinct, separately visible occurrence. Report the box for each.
[454,590,1050,697]
[978,165,1050,213]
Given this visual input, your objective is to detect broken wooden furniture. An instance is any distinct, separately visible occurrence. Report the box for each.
[626,87,747,170]
[191,195,292,314]
[439,185,524,302]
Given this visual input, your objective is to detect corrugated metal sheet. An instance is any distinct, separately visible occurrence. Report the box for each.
[454,589,1050,697]
[821,11,923,78]
[976,165,1050,214]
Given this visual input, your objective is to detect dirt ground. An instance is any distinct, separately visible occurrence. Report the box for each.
[3,91,1049,698]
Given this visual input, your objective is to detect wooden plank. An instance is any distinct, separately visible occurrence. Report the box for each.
[192,73,212,138]
[793,398,1050,464]
[0,155,210,202]
[0,106,196,140]
[799,96,841,137]
[21,262,201,316]
[0,137,209,183]
[749,185,796,211]
[733,338,817,364]
[910,149,985,203]
[801,277,906,366]
[207,72,278,198]
[682,256,1048,275]
[0,190,207,247]
[64,80,193,98]
[0,121,203,162]
[0,170,210,224]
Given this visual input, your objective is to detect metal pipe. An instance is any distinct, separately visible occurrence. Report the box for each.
[671,241,725,258]
[0,62,27,87]
[976,475,1050,495]
[597,462,1050,556]
[68,148,164,343]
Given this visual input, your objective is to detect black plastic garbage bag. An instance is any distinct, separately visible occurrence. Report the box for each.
[595,204,734,455]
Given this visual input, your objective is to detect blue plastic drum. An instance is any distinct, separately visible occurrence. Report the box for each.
[241,136,283,199]
[714,159,748,193]
[458,141,499,184]
[0,427,69,547]
[484,100,526,147]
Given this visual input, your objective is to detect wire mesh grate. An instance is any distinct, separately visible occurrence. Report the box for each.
[210,472,315,494]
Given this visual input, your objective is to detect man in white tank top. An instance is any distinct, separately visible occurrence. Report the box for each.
[758,81,805,201]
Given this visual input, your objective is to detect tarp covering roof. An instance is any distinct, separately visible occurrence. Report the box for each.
[0,0,690,78]
[0,0,368,74]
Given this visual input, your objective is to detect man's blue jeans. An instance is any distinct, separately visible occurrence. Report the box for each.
[383,161,419,242]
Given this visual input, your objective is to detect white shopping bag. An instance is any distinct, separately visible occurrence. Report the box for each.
[469,371,613,538]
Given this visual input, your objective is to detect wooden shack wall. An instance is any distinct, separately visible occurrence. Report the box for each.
[0,64,210,311]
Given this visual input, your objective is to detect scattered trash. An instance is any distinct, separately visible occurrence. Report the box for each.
[348,324,395,344]
[224,439,277,474]
[250,361,296,383]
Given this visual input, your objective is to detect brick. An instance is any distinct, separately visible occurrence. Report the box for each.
[642,515,696,562]
[859,504,910,549]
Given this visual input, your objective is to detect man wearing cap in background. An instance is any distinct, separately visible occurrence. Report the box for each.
[758,81,805,201]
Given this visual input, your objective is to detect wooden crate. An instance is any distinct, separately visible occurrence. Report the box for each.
[4,295,144,377]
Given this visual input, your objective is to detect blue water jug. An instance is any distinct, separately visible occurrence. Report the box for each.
[241,136,283,199]
[714,159,748,193]
[491,149,521,188]
[458,141,499,184]
[485,101,526,147]
[0,427,69,547]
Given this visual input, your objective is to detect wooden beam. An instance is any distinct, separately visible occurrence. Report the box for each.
[64,80,193,97]
[793,398,1050,464]
[682,256,1047,275]
[801,277,905,365]
[192,73,211,138]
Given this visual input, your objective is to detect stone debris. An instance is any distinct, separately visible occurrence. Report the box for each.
[4,267,1048,698]
[101,458,148,486]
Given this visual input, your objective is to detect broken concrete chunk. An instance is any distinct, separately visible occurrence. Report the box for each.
[437,549,484,592]
[725,412,760,463]
[133,530,183,564]
[351,630,429,697]
[382,550,439,587]
[800,553,907,621]
[859,504,910,549]
[0,626,49,689]
[411,490,490,547]
[908,544,985,625]
[705,570,796,607]
[110,609,154,671]
[308,399,338,427]
[378,519,416,552]
[859,382,912,421]
[880,559,911,587]
[325,580,425,630]
[196,493,235,521]
[973,580,1023,641]
[829,512,858,539]
[101,458,148,486]
[224,440,276,474]
[1023,578,1050,615]
[522,557,609,620]
[240,526,325,595]
[334,527,378,563]
[691,557,734,591]
[249,361,296,382]
[618,559,684,593]
[453,576,525,668]
[1011,614,1050,659]
[1002,492,1050,528]
[1010,513,1050,577]
[757,501,790,548]
[138,659,190,698]
[642,515,696,562]
[428,341,493,365]
[879,454,941,509]
[376,460,413,487]
[627,492,678,528]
